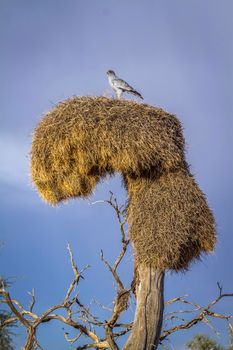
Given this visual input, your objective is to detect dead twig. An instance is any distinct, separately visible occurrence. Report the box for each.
[1,194,232,350]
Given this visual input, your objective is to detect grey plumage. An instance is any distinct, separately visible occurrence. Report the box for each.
[107,70,143,99]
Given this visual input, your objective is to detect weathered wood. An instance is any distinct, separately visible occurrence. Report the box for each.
[123,266,164,350]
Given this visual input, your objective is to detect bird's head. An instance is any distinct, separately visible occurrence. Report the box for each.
[106,70,116,77]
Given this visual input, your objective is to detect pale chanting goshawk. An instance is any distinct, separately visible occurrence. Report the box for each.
[107,70,143,99]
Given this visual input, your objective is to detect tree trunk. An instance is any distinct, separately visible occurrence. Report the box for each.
[123,266,164,350]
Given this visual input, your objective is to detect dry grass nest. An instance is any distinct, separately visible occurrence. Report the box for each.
[31,96,216,270]
[31,96,185,203]
[125,170,216,270]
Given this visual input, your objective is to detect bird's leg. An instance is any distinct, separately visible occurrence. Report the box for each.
[116,89,123,99]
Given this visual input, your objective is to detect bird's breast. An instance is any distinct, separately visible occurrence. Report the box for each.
[109,78,116,89]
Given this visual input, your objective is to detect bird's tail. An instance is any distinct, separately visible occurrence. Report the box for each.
[130,89,144,100]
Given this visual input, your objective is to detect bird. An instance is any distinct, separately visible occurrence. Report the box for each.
[106,70,143,100]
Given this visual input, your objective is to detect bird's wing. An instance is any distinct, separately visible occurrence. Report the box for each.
[113,78,134,91]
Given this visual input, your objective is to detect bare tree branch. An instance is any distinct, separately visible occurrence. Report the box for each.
[1,194,232,350]
[160,287,233,342]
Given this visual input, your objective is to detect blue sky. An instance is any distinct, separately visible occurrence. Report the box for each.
[0,1,232,349]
